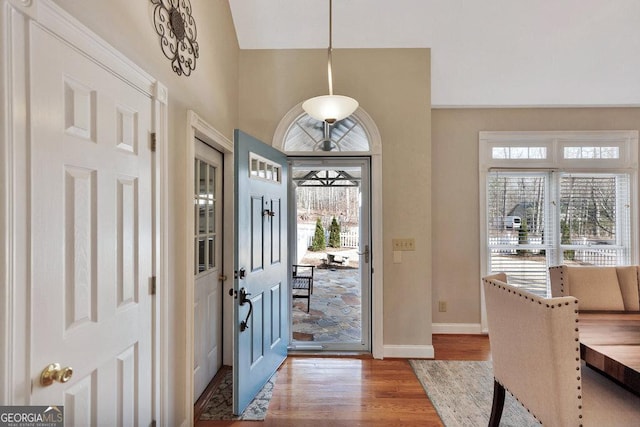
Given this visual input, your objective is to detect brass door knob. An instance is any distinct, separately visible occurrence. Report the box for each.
[40,363,73,386]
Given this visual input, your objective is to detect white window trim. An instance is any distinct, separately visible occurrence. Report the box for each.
[480,130,638,170]
[479,130,639,333]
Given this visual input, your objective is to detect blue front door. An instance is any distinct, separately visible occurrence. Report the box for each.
[233,130,289,414]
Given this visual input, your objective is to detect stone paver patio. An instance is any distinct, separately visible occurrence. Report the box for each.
[292,249,362,343]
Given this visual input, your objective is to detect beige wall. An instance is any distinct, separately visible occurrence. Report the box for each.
[239,48,432,347]
[431,107,640,325]
[50,1,239,424]
[53,0,239,138]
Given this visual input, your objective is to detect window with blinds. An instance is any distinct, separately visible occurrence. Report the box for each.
[487,173,551,295]
[560,174,630,267]
[480,131,638,297]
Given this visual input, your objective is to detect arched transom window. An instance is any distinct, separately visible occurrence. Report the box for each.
[283,113,370,152]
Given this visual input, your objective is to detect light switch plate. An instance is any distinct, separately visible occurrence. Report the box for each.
[392,238,415,251]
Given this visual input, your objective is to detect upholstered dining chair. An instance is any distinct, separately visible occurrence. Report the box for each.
[482,273,640,427]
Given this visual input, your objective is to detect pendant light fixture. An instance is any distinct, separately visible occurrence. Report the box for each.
[302,0,358,124]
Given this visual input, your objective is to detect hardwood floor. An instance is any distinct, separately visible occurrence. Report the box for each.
[195,334,491,427]
[432,333,492,361]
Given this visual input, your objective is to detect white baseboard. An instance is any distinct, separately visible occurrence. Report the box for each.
[383,345,434,359]
[432,323,483,334]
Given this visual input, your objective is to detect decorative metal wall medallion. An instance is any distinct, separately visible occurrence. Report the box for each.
[151,0,199,76]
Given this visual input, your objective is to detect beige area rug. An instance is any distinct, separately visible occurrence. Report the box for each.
[409,360,539,426]
[410,360,640,427]
[199,369,275,421]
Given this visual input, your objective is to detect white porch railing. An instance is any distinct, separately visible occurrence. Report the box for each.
[305,230,360,249]
[340,231,359,248]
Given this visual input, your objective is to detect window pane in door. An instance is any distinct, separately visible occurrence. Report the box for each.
[207,200,215,234]
[208,237,215,269]
[194,238,198,275]
[199,203,207,234]
[198,238,206,272]
[208,164,216,199]
[487,173,549,296]
[194,159,199,195]
[194,201,198,235]
[199,160,207,197]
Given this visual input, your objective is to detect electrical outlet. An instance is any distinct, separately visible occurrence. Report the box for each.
[392,238,415,251]
[438,301,447,312]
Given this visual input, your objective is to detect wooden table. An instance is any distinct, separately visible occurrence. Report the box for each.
[579,312,640,395]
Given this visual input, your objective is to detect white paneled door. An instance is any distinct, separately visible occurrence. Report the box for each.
[28,23,154,426]
[193,141,224,401]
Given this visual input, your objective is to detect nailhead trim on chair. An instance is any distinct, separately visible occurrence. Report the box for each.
[549,265,566,296]
[484,276,583,425]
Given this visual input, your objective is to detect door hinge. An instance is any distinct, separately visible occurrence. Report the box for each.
[150,276,156,295]
[150,133,157,152]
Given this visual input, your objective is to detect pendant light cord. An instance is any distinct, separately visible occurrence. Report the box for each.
[302,0,357,124]
[327,0,334,96]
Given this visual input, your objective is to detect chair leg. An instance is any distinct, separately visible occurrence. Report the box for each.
[488,379,505,427]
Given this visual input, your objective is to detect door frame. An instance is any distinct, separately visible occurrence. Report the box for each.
[273,105,384,358]
[0,0,169,419]
[185,110,235,419]
[288,157,372,352]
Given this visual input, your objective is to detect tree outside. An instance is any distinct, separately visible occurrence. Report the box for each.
[517,217,529,256]
[329,217,341,248]
[295,183,360,267]
[310,218,326,251]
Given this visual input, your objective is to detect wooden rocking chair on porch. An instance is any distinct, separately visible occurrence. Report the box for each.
[292,264,315,313]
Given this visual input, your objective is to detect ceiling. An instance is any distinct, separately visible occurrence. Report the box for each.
[228,0,640,107]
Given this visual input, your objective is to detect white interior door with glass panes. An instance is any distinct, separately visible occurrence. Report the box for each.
[193,140,223,401]
[481,131,637,298]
